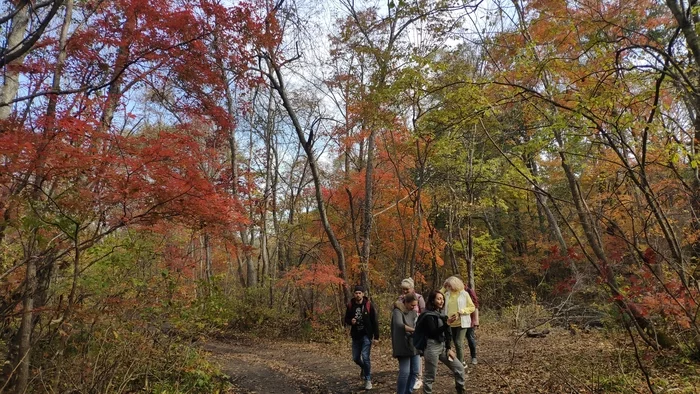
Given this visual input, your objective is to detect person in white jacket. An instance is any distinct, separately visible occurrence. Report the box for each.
[441,276,476,367]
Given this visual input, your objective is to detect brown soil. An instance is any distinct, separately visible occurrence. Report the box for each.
[203,325,700,394]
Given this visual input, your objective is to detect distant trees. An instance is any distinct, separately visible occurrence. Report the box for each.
[0,0,269,390]
[477,0,700,357]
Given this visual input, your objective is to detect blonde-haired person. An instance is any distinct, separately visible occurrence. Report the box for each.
[398,278,425,313]
[397,278,425,390]
[441,276,476,367]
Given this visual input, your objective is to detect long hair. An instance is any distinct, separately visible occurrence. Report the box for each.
[443,276,465,292]
[425,290,444,311]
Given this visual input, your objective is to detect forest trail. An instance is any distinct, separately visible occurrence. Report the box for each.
[202,326,622,394]
[204,336,472,394]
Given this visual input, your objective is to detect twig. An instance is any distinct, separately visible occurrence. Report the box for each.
[623,319,655,393]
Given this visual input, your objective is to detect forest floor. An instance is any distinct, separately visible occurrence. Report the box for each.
[203,324,700,394]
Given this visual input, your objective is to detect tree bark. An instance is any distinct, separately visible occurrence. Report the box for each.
[98,10,135,134]
[0,1,30,120]
[557,138,662,348]
[15,252,37,392]
[263,57,351,302]
[46,0,73,120]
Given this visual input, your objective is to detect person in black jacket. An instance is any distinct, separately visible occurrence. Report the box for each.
[418,290,465,394]
[344,285,379,390]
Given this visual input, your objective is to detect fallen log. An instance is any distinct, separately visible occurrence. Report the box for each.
[525,328,550,338]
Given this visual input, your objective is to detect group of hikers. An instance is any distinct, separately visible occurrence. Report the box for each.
[344,276,479,393]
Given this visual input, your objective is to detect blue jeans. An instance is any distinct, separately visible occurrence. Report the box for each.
[397,355,420,394]
[466,327,477,359]
[352,335,372,381]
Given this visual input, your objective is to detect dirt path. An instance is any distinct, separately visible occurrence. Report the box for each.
[202,325,693,393]
[203,335,470,393]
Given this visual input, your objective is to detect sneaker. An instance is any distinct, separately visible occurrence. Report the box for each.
[471,357,478,365]
[413,379,423,390]
[462,360,468,368]
[364,380,373,390]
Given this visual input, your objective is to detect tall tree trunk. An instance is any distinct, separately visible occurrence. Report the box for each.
[98,11,136,134]
[359,129,376,292]
[14,241,37,392]
[527,158,567,251]
[260,94,274,281]
[447,205,460,275]
[556,135,664,348]
[0,1,30,120]
[46,0,73,120]
[270,128,281,276]
[204,232,213,287]
[216,33,257,288]
[263,57,351,302]
[407,191,422,279]
[466,132,476,288]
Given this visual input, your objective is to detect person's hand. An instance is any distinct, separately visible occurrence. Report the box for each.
[351,318,357,325]
[447,314,458,324]
[447,349,456,361]
[372,339,379,345]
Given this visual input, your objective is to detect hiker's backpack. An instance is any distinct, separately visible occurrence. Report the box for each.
[347,299,372,314]
[412,311,438,351]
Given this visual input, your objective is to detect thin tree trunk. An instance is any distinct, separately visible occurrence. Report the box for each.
[0,1,30,121]
[359,129,376,292]
[447,206,460,275]
[98,12,136,134]
[407,192,422,279]
[527,158,567,251]
[204,232,213,287]
[557,138,663,348]
[46,0,73,120]
[15,252,37,393]
[260,90,274,280]
[263,57,351,302]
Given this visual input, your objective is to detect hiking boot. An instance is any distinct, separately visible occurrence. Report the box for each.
[471,357,478,365]
[413,378,423,390]
[364,380,373,390]
[456,384,465,394]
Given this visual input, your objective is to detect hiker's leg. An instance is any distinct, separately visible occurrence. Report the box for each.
[466,327,477,359]
[439,350,466,390]
[451,326,467,363]
[360,335,372,382]
[422,339,442,394]
[351,337,364,379]
[407,354,420,392]
[397,357,411,394]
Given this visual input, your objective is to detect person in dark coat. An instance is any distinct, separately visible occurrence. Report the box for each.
[418,290,465,394]
[391,293,420,394]
[344,285,379,390]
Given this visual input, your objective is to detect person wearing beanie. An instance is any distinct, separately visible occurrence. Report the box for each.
[344,284,379,390]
